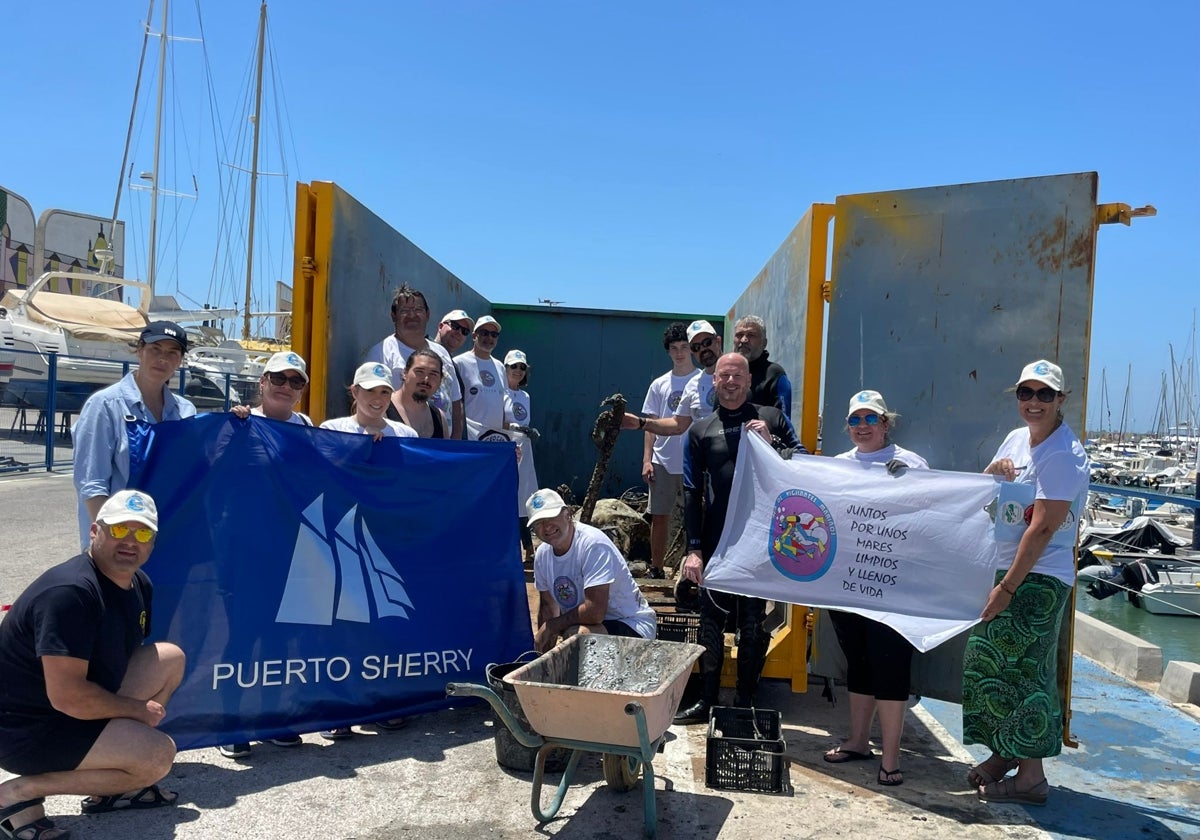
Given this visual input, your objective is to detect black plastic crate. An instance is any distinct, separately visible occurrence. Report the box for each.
[656,612,700,644]
[705,706,790,794]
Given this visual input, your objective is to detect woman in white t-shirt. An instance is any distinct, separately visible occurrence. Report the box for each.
[964,360,1088,807]
[319,363,417,440]
[231,351,313,426]
[502,349,539,561]
[823,389,928,787]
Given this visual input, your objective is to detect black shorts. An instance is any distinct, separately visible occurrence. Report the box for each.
[602,619,640,639]
[0,712,109,776]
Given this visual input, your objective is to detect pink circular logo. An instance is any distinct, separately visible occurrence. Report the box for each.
[769,490,836,581]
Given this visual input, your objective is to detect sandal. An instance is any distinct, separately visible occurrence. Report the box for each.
[823,747,874,764]
[977,777,1049,806]
[877,765,904,787]
[81,785,178,814]
[1,815,69,840]
[967,756,1018,788]
[0,803,45,826]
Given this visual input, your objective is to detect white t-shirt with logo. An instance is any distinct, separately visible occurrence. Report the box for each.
[533,522,656,639]
[674,370,716,423]
[989,423,1088,585]
[318,415,418,438]
[251,407,313,426]
[364,335,462,418]
[503,387,539,514]
[642,368,699,474]
[454,351,507,440]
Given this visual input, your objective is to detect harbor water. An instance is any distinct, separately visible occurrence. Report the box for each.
[1074,585,1199,669]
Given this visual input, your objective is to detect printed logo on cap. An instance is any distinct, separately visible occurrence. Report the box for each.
[1034,362,1050,376]
[531,494,546,510]
[164,327,179,338]
[856,391,872,403]
[372,364,387,378]
[689,321,702,332]
[126,493,147,513]
[287,353,303,367]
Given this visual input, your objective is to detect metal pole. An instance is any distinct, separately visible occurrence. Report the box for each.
[145,0,169,296]
[242,1,267,341]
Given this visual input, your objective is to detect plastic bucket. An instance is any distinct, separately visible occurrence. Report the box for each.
[486,658,570,772]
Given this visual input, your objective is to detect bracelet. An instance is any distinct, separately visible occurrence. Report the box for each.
[638,416,646,430]
[999,580,1017,595]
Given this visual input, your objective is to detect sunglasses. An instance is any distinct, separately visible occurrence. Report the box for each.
[477,329,500,339]
[508,363,528,371]
[107,523,155,543]
[267,371,307,390]
[1016,386,1058,403]
[690,336,715,353]
[846,414,882,427]
[443,322,471,336]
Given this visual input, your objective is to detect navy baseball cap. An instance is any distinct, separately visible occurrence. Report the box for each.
[140,320,188,351]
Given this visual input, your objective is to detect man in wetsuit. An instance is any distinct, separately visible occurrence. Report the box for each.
[674,353,803,724]
[732,314,793,418]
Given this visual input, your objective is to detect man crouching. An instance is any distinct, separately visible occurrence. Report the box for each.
[527,489,657,653]
[0,490,185,837]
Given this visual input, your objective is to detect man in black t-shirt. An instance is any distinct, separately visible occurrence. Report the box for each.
[674,353,803,724]
[0,490,186,836]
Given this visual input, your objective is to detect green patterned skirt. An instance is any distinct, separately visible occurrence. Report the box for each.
[962,571,1071,759]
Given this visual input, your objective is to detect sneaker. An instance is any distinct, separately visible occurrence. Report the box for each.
[268,735,303,747]
[219,742,252,758]
[320,727,354,741]
[646,567,667,580]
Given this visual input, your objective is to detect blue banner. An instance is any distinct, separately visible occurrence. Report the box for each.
[133,414,533,749]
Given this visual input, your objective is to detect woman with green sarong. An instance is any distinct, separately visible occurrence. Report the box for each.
[962,360,1088,807]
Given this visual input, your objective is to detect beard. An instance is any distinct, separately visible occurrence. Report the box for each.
[412,391,430,403]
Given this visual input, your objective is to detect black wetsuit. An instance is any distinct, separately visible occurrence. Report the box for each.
[748,351,792,417]
[683,401,802,706]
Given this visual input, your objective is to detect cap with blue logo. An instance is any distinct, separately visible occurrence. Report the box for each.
[504,349,529,367]
[353,362,393,391]
[847,389,889,420]
[686,320,717,343]
[96,489,159,532]
[526,488,567,526]
[1016,359,1064,392]
[263,351,309,382]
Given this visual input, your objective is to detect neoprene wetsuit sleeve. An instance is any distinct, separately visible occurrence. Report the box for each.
[682,422,705,553]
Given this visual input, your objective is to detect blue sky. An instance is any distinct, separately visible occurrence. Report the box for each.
[6,1,1198,434]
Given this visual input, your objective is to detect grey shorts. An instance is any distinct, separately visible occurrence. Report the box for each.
[647,463,683,515]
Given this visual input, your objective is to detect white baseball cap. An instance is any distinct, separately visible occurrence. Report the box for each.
[353,362,393,391]
[1016,359,1064,392]
[847,389,889,419]
[504,349,529,367]
[441,309,473,327]
[686,320,717,342]
[263,351,309,382]
[475,315,501,333]
[526,488,567,526]
[96,490,159,532]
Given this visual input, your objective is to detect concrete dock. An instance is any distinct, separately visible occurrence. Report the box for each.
[2,471,1198,839]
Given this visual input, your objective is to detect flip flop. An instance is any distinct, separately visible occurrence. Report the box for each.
[81,785,178,815]
[977,777,1049,806]
[878,764,904,786]
[967,757,1018,788]
[823,747,874,764]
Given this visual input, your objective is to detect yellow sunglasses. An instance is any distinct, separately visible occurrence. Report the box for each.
[107,523,155,543]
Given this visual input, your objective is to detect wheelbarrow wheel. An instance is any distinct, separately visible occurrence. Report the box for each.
[601,753,641,791]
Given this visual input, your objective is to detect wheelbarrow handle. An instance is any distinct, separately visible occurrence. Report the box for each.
[445,681,545,749]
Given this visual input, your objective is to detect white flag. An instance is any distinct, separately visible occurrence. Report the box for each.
[703,432,1010,652]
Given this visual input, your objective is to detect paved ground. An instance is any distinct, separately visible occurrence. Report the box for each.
[2,471,1197,839]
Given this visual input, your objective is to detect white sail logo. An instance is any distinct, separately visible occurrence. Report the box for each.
[275,494,414,626]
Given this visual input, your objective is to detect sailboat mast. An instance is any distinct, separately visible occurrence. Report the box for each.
[242,1,267,341]
[145,0,169,303]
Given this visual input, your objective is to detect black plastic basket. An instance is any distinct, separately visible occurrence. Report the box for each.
[705,706,790,794]
[656,612,701,644]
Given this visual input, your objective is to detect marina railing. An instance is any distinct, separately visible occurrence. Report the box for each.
[1,346,257,475]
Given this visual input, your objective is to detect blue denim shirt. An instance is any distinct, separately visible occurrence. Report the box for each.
[72,372,196,547]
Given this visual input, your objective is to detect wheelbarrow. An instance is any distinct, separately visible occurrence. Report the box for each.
[447,633,704,839]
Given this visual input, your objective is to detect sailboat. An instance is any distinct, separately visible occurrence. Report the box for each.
[0,1,289,413]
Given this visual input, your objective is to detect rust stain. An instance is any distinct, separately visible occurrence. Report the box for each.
[1028,215,1067,273]
[1067,226,1095,269]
